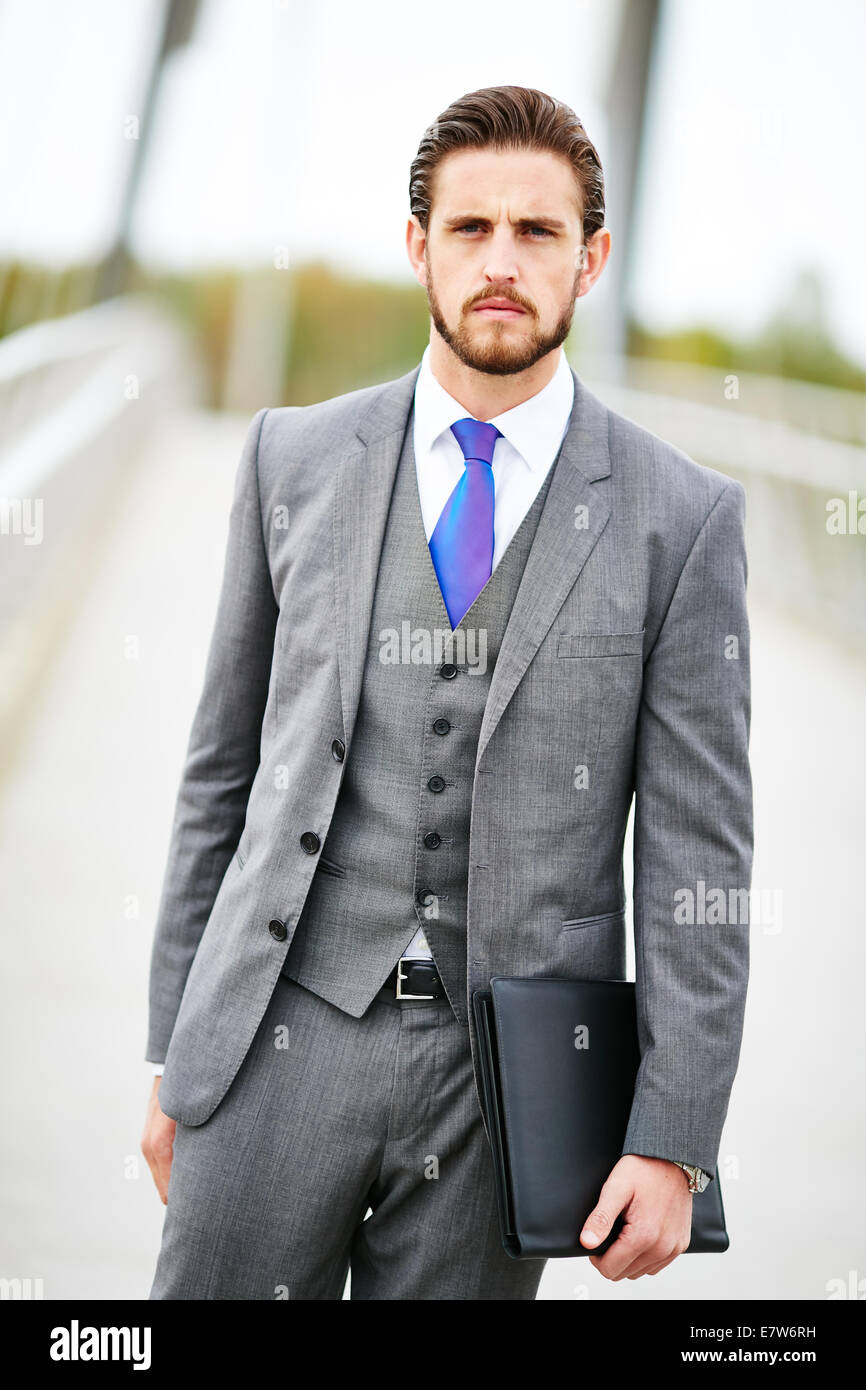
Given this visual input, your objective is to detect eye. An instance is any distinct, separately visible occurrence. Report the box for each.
[455,224,554,238]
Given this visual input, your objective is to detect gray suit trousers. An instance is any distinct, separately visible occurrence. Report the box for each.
[149,974,546,1300]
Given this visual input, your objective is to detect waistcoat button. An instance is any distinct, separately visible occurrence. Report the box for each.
[440,663,457,679]
[416,887,436,907]
[268,918,287,941]
[432,718,450,735]
[331,739,345,762]
[427,775,446,793]
[423,831,441,849]
[300,831,321,853]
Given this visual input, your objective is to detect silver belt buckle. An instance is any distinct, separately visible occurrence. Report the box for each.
[396,956,436,1000]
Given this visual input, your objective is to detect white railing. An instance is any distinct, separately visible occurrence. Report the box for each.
[573,353,866,644]
[577,353,866,445]
[0,295,203,733]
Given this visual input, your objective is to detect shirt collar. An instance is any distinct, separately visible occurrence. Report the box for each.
[413,342,575,472]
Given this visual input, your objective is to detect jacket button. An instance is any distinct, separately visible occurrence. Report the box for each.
[300,831,320,853]
[416,887,436,907]
[440,663,457,679]
[427,775,446,793]
[423,831,441,849]
[432,717,450,735]
[331,739,345,762]
[268,918,287,941]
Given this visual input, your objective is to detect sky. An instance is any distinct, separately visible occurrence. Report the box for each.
[0,0,863,365]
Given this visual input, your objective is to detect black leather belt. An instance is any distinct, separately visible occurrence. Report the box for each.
[381,956,447,1001]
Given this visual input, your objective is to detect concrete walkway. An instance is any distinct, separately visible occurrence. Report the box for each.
[1,407,863,1300]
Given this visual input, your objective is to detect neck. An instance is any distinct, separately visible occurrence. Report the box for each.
[427,333,560,420]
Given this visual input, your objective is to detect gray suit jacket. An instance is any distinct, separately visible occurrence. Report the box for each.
[147,361,752,1178]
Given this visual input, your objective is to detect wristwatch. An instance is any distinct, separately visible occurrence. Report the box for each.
[673,1161,710,1193]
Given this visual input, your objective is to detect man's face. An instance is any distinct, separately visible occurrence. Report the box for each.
[420,146,586,376]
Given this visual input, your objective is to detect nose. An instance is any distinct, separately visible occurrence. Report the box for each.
[481,226,520,284]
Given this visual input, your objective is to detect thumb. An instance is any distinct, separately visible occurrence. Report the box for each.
[580,1174,630,1248]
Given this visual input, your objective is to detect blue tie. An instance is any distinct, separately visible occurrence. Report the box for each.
[429,418,502,629]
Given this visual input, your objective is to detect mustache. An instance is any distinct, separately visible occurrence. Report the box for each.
[468,290,534,313]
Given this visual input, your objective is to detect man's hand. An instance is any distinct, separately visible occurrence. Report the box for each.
[579,1154,693,1280]
[141,1077,176,1205]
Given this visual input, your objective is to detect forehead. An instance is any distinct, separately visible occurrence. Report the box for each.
[432,146,582,221]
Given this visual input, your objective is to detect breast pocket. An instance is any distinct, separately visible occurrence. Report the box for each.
[556,630,645,659]
[555,630,645,702]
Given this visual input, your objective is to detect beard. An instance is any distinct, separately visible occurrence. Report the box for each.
[425,255,581,376]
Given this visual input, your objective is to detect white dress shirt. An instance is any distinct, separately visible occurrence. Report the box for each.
[401,343,575,958]
[150,347,575,1071]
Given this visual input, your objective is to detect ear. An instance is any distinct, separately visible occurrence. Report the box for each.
[576,226,612,298]
[406,215,429,287]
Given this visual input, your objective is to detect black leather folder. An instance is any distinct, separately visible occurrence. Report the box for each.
[471,977,729,1259]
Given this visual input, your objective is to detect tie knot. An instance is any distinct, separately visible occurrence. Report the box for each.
[450,417,502,466]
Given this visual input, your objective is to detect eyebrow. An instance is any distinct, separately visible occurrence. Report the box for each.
[442,214,569,232]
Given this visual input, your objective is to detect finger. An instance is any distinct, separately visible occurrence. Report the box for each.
[156,1157,169,1204]
[606,1253,661,1280]
[143,1122,174,1203]
[142,1143,164,1197]
[588,1226,648,1280]
[142,1149,158,1188]
[628,1252,679,1280]
[620,1245,680,1280]
[598,1229,671,1281]
[140,1134,159,1184]
[579,1178,632,1251]
[145,1153,167,1204]
[154,1140,174,1204]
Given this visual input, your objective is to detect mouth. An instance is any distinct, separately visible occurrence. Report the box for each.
[472,299,527,320]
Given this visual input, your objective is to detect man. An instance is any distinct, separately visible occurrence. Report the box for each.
[143,85,752,1300]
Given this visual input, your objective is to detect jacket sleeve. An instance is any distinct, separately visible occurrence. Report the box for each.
[622,478,753,1179]
[145,407,278,1064]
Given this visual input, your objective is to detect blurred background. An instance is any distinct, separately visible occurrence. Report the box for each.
[1,0,864,1302]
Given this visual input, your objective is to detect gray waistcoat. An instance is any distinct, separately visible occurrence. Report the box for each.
[282,404,559,1022]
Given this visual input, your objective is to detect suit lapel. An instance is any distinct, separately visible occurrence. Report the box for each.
[332,364,421,749]
[475,369,612,767]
